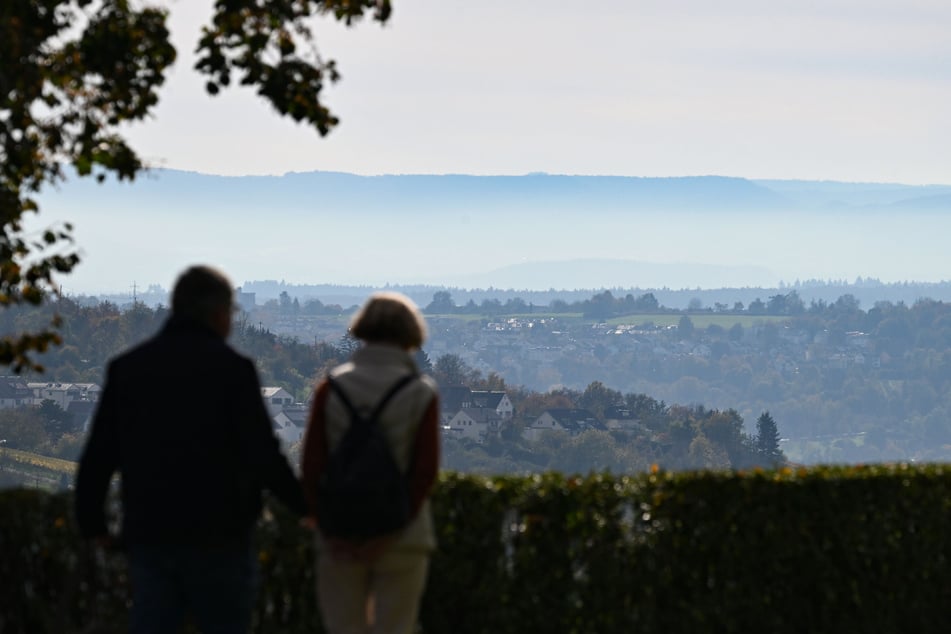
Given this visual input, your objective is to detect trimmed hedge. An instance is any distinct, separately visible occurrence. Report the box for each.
[1,465,949,634]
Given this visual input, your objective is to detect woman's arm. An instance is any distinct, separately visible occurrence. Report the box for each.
[408,395,440,516]
[300,380,331,520]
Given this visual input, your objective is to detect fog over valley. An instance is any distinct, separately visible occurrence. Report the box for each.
[34,170,951,294]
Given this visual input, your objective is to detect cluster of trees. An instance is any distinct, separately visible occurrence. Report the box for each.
[0,299,168,379]
[445,399,785,476]
[424,289,664,317]
[11,288,951,469]
[0,298,348,398]
[563,298,951,462]
[2,296,790,475]
[426,356,786,474]
[2,0,390,371]
[416,290,951,464]
[0,400,85,462]
[425,287,943,324]
[422,289,872,319]
[267,291,350,316]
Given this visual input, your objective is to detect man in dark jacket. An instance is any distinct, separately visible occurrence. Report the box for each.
[75,265,305,634]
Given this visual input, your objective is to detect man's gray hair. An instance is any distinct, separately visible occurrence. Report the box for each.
[171,265,233,324]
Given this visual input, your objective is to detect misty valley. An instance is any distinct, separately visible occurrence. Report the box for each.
[3,279,950,491]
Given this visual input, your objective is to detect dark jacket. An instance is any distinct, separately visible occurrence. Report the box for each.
[75,315,306,545]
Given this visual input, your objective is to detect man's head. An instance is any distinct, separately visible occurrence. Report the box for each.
[171,265,234,338]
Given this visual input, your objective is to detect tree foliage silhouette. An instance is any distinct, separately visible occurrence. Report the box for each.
[755,410,785,466]
[1,0,390,370]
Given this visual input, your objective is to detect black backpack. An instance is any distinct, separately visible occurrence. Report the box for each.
[316,373,418,539]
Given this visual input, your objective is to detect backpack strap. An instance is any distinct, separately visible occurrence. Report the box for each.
[326,373,419,424]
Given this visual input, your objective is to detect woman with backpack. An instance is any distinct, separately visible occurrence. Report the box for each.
[301,292,440,634]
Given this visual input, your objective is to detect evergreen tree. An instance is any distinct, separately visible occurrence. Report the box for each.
[755,411,785,466]
[414,349,434,374]
[38,399,73,441]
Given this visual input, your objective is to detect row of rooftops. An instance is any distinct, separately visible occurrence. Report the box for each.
[439,386,511,413]
[0,378,102,403]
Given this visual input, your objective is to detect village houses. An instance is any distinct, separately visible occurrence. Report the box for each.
[0,378,103,432]
[261,386,306,448]
[440,385,513,443]
[522,408,602,443]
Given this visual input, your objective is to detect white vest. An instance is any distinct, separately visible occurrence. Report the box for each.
[321,344,438,551]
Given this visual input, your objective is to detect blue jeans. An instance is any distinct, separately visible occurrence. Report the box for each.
[127,540,258,634]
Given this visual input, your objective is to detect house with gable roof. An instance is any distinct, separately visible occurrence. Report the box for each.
[27,382,83,409]
[439,385,514,426]
[1,378,101,429]
[444,407,502,443]
[272,403,309,448]
[523,408,601,442]
[469,390,514,419]
[72,383,102,402]
[438,385,474,425]
[261,387,295,416]
[0,378,33,409]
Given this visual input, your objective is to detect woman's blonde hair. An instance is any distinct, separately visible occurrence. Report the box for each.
[350,292,427,350]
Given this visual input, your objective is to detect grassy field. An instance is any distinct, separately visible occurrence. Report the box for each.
[429,311,789,329]
[3,447,77,474]
[604,313,790,328]
[0,447,76,490]
[426,310,789,330]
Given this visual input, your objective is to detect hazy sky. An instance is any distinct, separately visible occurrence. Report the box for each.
[129,0,951,184]
[33,1,951,294]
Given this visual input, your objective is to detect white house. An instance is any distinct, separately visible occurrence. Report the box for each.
[439,386,514,427]
[27,382,83,409]
[523,412,571,442]
[0,379,32,409]
[470,391,514,419]
[261,387,295,416]
[72,383,102,402]
[272,404,308,448]
[523,408,600,442]
[444,408,501,443]
[438,385,474,425]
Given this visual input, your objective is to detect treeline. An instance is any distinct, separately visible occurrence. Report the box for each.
[0,300,350,470]
[9,289,951,468]
[0,401,88,466]
[444,404,786,476]
[259,290,351,316]
[0,298,347,398]
[421,288,884,320]
[241,278,951,313]
[1,297,789,477]
[418,290,951,464]
[427,355,785,475]
[424,289,663,317]
[548,296,951,463]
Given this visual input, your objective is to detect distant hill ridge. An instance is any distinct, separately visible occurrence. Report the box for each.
[62,169,789,211]
[57,169,951,212]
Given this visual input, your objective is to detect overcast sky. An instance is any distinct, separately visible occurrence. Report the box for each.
[129,0,951,184]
